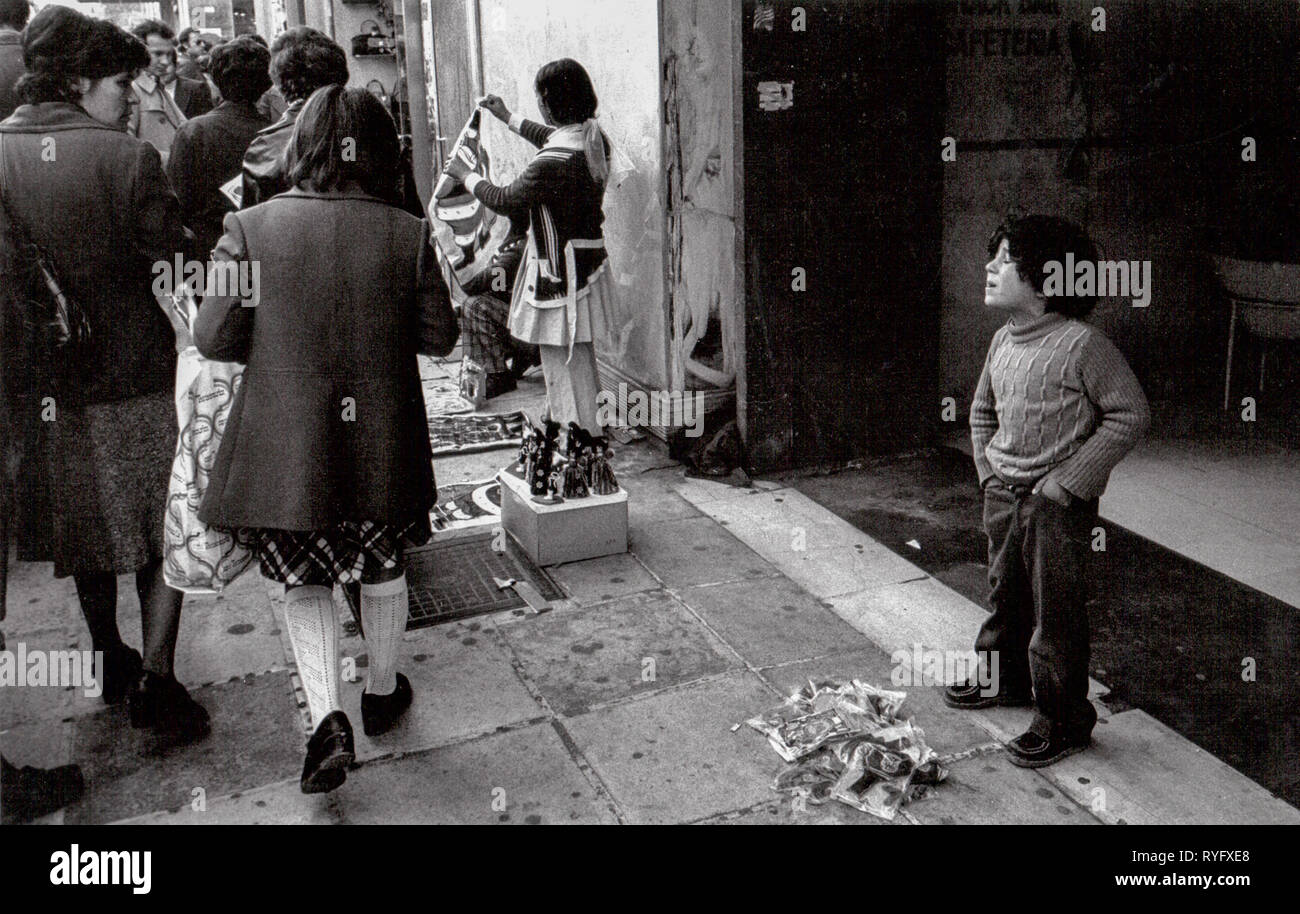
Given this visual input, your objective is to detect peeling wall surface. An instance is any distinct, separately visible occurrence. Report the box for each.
[941,0,1300,423]
[477,0,668,390]
[662,0,738,394]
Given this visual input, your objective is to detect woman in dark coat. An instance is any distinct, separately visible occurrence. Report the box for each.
[0,9,207,740]
[194,85,458,793]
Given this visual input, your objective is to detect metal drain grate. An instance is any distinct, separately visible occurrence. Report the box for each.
[342,531,563,631]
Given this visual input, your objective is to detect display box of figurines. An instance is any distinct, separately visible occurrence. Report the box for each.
[497,418,628,566]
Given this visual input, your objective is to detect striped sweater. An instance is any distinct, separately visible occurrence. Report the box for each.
[464,115,608,301]
[970,312,1150,501]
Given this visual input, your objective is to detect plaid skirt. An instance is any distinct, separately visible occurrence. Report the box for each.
[247,516,432,586]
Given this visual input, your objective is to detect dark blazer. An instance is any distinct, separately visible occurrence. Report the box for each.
[175,56,203,83]
[0,103,182,406]
[173,75,214,121]
[167,100,269,256]
[240,99,300,209]
[193,189,458,531]
[0,29,22,121]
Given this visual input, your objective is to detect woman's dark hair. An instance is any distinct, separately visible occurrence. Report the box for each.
[269,26,347,104]
[208,36,270,104]
[0,0,30,30]
[987,215,1100,318]
[286,85,400,201]
[534,58,598,125]
[18,10,148,105]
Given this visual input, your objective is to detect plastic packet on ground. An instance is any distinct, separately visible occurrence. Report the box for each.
[829,741,915,820]
[772,751,842,805]
[747,678,908,761]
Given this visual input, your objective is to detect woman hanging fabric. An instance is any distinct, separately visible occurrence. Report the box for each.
[443,58,617,461]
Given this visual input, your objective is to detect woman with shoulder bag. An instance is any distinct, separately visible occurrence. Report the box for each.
[0,8,208,742]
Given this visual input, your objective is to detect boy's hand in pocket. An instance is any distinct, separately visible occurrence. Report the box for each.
[1034,477,1073,507]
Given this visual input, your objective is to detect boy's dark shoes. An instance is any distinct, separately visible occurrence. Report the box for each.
[942,681,1032,710]
[1006,729,1090,768]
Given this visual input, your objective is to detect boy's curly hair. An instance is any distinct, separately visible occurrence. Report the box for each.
[987,215,1100,318]
[269,27,347,105]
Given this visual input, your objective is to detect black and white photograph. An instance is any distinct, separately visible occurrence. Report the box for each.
[0,0,1295,890]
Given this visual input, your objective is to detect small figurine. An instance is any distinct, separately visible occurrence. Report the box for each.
[533,464,565,505]
[563,423,590,498]
[589,435,618,495]
[529,419,561,496]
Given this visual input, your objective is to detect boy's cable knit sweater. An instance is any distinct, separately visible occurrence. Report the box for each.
[970,311,1150,501]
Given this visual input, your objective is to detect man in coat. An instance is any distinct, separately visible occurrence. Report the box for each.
[240,27,347,208]
[168,38,270,256]
[128,20,213,166]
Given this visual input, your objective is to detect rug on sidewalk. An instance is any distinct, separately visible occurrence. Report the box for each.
[423,379,475,417]
[430,479,501,534]
[428,411,525,456]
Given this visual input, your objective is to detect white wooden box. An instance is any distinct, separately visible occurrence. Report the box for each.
[496,465,628,566]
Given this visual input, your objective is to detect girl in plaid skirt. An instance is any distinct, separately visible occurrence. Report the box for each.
[195,86,458,792]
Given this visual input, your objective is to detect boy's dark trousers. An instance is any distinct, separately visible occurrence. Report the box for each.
[975,477,1099,742]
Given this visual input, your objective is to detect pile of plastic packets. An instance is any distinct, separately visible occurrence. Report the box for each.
[746,678,948,820]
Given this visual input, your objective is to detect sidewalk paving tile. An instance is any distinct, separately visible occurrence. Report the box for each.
[146,575,287,688]
[905,757,1097,826]
[563,671,781,824]
[64,671,303,824]
[1,561,79,636]
[630,516,781,588]
[769,547,923,600]
[627,490,703,526]
[698,798,894,825]
[678,578,872,667]
[0,626,81,729]
[498,590,741,717]
[1033,709,1300,825]
[338,619,544,763]
[333,721,617,824]
[548,552,663,606]
[116,777,335,825]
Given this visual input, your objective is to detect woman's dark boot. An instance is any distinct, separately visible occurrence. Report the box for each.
[128,671,211,744]
[98,645,143,705]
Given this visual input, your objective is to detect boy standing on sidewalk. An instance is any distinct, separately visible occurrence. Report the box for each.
[944,215,1150,768]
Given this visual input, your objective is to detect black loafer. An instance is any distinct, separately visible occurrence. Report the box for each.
[99,645,143,705]
[1006,729,1090,768]
[942,681,1033,710]
[301,710,355,794]
[0,757,85,824]
[128,671,211,744]
[361,673,413,737]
